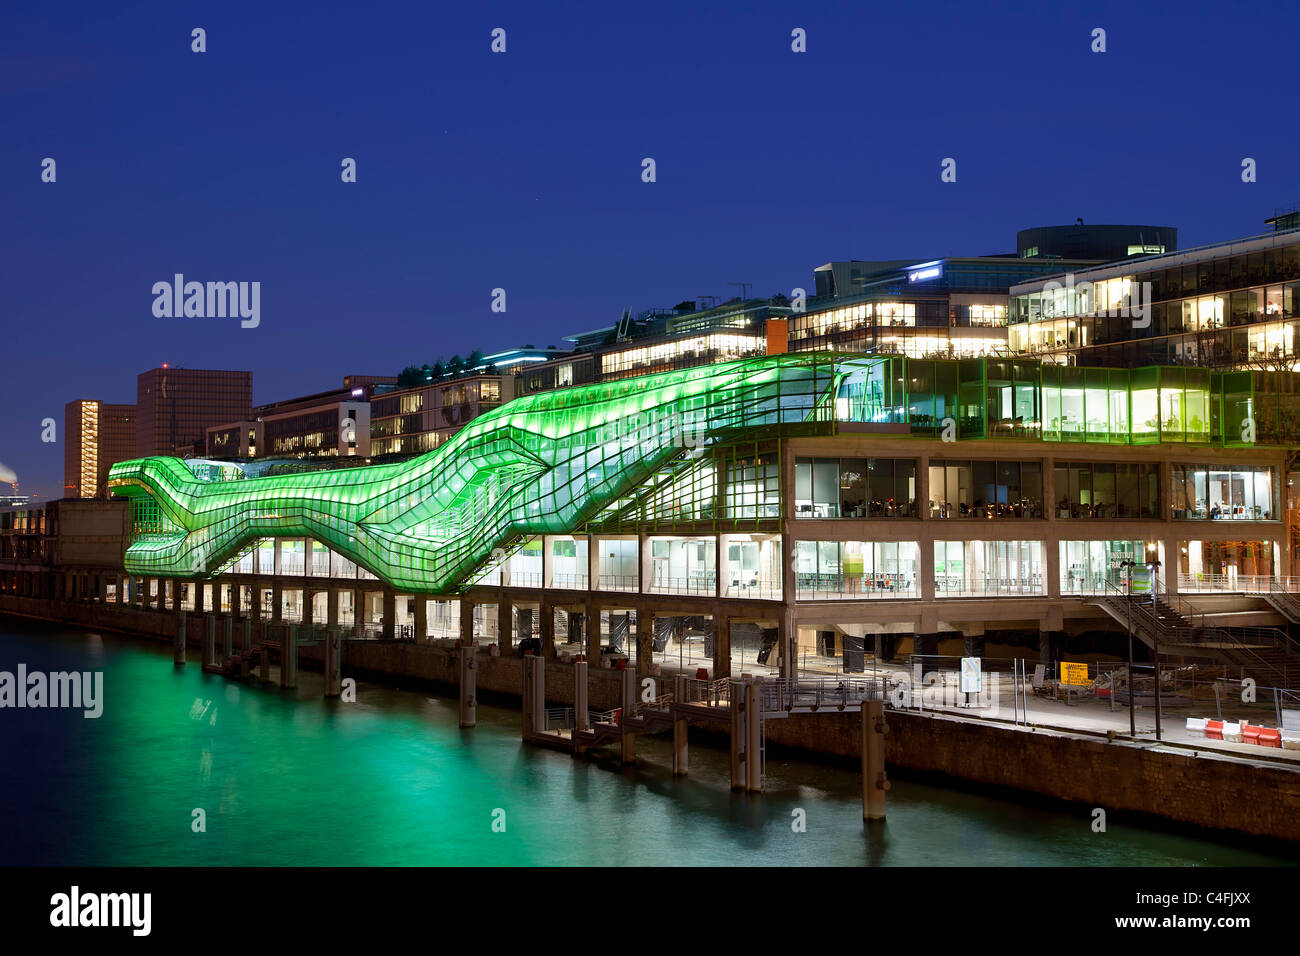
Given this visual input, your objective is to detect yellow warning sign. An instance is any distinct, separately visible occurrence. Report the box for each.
[1060,662,1091,686]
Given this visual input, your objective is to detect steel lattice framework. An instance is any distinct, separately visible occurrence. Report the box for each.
[108,353,840,593]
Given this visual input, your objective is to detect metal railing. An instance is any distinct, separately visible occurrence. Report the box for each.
[795,574,918,600]
[722,583,783,600]
[935,577,1046,598]
[1095,580,1297,688]
[597,574,638,592]
[543,707,574,731]
[1178,572,1282,593]
[647,574,716,596]
[755,676,886,714]
[682,677,731,707]
[549,573,588,590]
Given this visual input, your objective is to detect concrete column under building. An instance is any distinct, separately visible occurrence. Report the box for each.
[458,643,476,727]
[415,597,428,642]
[620,668,637,764]
[280,625,298,688]
[324,626,342,697]
[584,601,600,658]
[635,609,652,678]
[672,674,688,776]
[460,598,475,643]
[174,610,187,666]
[382,590,396,640]
[540,599,555,658]
[712,611,730,679]
[1039,630,1064,665]
[499,595,514,653]
[777,608,795,678]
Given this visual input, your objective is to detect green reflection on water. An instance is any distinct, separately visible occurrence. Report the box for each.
[0,619,1294,867]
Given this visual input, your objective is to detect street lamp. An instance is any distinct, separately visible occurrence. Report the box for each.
[1149,559,1163,741]
[1119,559,1137,736]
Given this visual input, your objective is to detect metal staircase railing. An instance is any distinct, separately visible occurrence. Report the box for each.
[1095,580,1297,688]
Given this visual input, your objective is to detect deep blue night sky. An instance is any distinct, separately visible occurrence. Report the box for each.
[3,0,1298,497]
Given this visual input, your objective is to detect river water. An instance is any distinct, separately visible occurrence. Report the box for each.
[0,618,1293,866]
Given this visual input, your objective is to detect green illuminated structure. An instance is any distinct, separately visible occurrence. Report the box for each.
[109,352,1297,592]
[109,354,839,592]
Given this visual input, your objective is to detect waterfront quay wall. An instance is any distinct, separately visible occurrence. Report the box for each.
[5,595,1299,843]
[768,710,1300,843]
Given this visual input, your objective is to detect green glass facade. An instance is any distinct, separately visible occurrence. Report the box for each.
[109,352,1295,593]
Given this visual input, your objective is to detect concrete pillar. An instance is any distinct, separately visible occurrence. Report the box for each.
[567,610,581,649]
[778,608,795,678]
[303,589,315,629]
[1039,630,1063,665]
[194,581,206,615]
[382,591,395,640]
[574,660,589,734]
[115,575,124,606]
[1045,535,1061,599]
[1042,455,1056,522]
[271,582,282,622]
[585,602,600,658]
[635,609,653,678]
[729,679,744,790]
[672,674,688,776]
[499,595,513,653]
[223,616,234,666]
[919,538,937,602]
[281,625,298,688]
[458,643,476,726]
[324,627,342,697]
[460,598,475,644]
[712,611,731,679]
[744,681,762,793]
[861,699,889,821]
[415,597,428,642]
[962,633,986,659]
[260,630,274,683]
[204,615,216,668]
[327,588,339,628]
[540,600,555,658]
[524,655,545,739]
[619,668,637,764]
[174,610,187,666]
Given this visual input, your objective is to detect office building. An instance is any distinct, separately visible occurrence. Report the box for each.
[136,367,253,458]
[63,400,137,498]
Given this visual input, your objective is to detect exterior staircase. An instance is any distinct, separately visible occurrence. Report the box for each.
[1089,583,1300,690]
